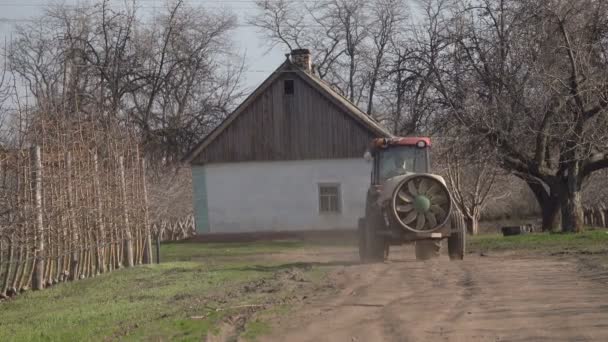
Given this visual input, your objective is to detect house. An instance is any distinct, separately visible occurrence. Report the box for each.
[183,49,392,235]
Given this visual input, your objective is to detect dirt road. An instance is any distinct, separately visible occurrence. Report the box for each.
[259,246,608,342]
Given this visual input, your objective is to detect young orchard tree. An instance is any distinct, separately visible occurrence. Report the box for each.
[439,138,509,235]
[582,169,608,227]
[411,0,608,232]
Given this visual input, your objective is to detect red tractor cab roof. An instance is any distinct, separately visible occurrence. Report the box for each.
[372,137,431,149]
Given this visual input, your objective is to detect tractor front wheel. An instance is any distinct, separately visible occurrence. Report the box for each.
[415,240,441,260]
[448,210,466,260]
[359,216,386,263]
[358,218,367,261]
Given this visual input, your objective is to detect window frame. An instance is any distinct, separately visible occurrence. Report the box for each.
[284,79,295,95]
[318,183,342,214]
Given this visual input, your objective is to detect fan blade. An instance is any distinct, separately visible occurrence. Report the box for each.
[426,183,441,197]
[403,210,418,224]
[432,195,448,205]
[407,180,418,196]
[425,212,438,228]
[418,179,429,195]
[430,205,447,219]
[396,204,414,212]
[415,213,426,230]
[398,190,413,203]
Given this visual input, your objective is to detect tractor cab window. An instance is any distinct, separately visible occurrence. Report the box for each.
[378,146,428,180]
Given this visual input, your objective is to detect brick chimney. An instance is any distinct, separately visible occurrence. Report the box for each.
[290,49,312,73]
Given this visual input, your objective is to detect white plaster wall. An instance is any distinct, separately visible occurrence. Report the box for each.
[198,159,371,233]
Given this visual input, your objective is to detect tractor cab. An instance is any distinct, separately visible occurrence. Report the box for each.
[365,137,432,185]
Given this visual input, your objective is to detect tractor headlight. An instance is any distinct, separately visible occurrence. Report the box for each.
[416,140,427,148]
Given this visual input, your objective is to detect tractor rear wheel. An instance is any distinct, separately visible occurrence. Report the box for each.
[360,216,386,263]
[415,240,441,260]
[448,210,466,260]
[358,218,367,261]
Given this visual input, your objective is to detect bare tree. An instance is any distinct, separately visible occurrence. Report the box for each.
[5,0,244,162]
[411,0,608,232]
[250,0,346,82]
[7,20,67,113]
[321,0,369,103]
[249,0,307,51]
[251,0,408,112]
[130,1,243,162]
[439,138,509,235]
[365,0,408,115]
[381,37,439,135]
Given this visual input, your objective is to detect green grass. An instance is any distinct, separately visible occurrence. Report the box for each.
[160,240,305,261]
[7,232,607,341]
[468,229,608,254]
[241,319,272,341]
[0,241,318,342]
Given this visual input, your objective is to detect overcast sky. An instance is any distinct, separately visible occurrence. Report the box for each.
[0,0,287,90]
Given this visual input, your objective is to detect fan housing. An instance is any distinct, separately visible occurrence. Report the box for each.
[391,175,452,232]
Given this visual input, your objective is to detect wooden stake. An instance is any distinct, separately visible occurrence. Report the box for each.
[119,156,134,268]
[66,152,79,281]
[141,158,152,264]
[31,145,45,291]
[1,237,14,296]
[93,153,107,274]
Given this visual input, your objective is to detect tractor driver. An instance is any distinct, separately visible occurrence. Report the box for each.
[381,153,408,179]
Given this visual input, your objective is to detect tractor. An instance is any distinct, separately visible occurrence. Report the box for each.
[358,137,466,262]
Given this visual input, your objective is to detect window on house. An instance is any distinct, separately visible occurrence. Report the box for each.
[319,184,341,214]
[284,79,294,95]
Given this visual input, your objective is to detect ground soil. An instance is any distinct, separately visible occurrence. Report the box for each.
[253,245,608,342]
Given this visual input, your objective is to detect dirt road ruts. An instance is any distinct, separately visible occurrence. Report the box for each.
[260,246,608,342]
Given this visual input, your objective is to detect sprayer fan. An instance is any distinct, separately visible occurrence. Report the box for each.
[393,176,451,231]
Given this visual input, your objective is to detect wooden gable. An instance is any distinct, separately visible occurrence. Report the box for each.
[189,66,389,165]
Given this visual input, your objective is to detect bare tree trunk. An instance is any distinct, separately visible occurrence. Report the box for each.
[114,223,121,270]
[348,55,356,103]
[93,153,107,274]
[561,195,584,233]
[561,187,584,233]
[559,166,585,233]
[464,215,479,235]
[85,229,91,278]
[119,157,134,268]
[44,248,52,286]
[541,197,561,232]
[525,179,561,231]
[31,145,45,291]
[66,152,79,281]
[597,205,606,228]
[10,242,22,292]
[26,256,36,291]
[1,237,14,297]
[141,158,152,264]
